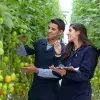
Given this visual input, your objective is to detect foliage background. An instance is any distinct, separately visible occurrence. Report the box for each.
[0,0,65,99]
[0,0,65,42]
[71,0,100,48]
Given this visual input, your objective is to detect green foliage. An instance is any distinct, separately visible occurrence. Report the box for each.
[71,0,100,48]
[0,0,65,42]
[0,0,65,99]
[91,58,100,100]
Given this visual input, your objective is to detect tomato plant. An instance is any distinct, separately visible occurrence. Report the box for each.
[0,0,65,99]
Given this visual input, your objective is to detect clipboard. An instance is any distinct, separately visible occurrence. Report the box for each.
[56,66,79,72]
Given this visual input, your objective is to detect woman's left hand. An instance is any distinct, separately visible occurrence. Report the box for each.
[50,65,67,76]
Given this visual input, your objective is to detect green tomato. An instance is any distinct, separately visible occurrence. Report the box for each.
[8,83,14,90]
[98,70,100,75]
[24,63,29,67]
[23,30,26,33]
[20,62,24,67]
[11,41,16,47]
[27,56,32,60]
[2,84,7,91]
[19,28,24,33]
[14,57,21,63]
[9,87,14,93]
[0,48,4,55]
[11,73,16,81]
[0,41,3,48]
[12,37,18,41]
[12,31,17,37]
[3,56,9,63]
[0,75,3,81]
[0,17,3,24]
[16,73,20,77]
[3,90,7,95]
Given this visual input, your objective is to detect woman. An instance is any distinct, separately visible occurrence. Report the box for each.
[50,23,98,100]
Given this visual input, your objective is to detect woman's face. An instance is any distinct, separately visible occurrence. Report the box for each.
[67,26,79,42]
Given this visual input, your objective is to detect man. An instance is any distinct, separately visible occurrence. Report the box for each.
[17,18,65,100]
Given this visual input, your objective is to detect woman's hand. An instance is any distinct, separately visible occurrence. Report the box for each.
[21,65,39,73]
[54,40,61,55]
[50,65,67,76]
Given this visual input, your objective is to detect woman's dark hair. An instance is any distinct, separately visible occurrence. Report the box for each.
[50,18,65,31]
[62,23,94,58]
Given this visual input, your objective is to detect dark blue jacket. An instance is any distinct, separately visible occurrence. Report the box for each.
[24,39,64,100]
[54,45,98,100]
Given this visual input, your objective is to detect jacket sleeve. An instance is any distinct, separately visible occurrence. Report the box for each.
[24,41,36,55]
[65,47,98,82]
[53,56,62,67]
[24,46,35,55]
[52,56,63,78]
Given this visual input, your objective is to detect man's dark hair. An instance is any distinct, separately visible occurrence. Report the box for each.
[50,18,65,31]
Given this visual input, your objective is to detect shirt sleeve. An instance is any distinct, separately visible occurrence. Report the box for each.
[37,68,59,78]
[17,44,27,56]
[17,41,36,55]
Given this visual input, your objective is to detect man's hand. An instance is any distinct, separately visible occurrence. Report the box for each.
[50,65,66,76]
[21,65,39,73]
[54,40,61,55]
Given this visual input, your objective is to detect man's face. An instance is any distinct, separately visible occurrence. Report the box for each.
[47,22,62,39]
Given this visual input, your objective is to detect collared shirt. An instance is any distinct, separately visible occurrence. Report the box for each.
[38,43,58,78]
